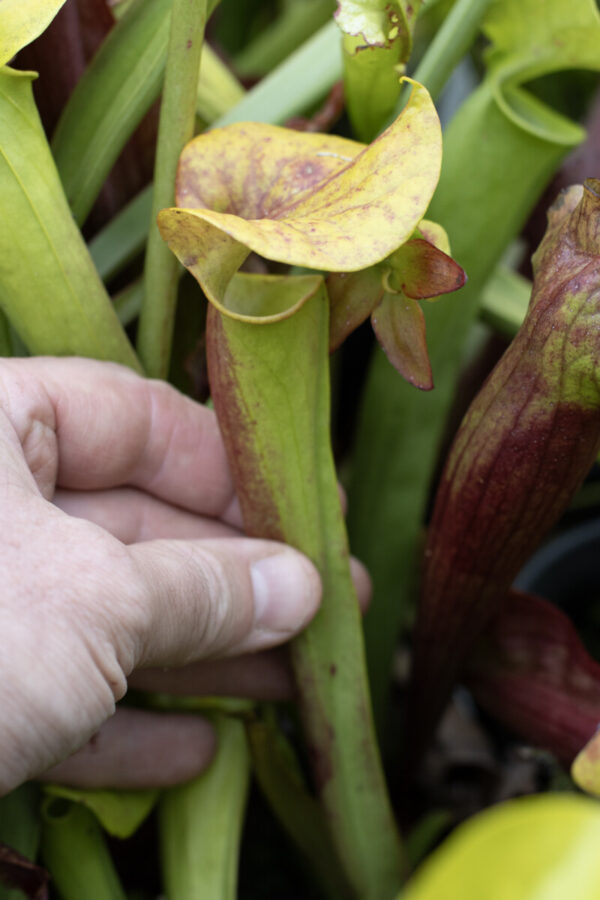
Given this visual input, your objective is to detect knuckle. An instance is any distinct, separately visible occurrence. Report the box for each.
[0,362,57,497]
[166,544,241,658]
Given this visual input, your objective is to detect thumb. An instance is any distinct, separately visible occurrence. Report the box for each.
[123,537,322,668]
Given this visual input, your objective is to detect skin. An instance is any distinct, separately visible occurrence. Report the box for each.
[0,357,370,795]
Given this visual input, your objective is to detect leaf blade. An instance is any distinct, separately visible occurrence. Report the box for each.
[0,0,67,67]
[402,795,600,900]
[159,79,441,318]
[0,68,140,368]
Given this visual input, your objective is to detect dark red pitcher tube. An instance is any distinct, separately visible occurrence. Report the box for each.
[408,180,600,760]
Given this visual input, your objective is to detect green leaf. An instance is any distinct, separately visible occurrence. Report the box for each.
[479,0,600,139]
[207,285,404,897]
[88,188,153,283]
[372,293,432,389]
[0,0,67,66]
[341,35,404,142]
[41,798,127,900]
[0,785,40,861]
[136,0,208,378]
[388,238,466,301]
[327,228,464,386]
[52,0,172,227]
[87,20,344,287]
[408,0,495,105]
[247,711,353,899]
[350,0,600,733]
[43,785,158,840]
[218,19,343,127]
[328,266,384,351]
[235,0,336,77]
[405,810,452,870]
[480,265,531,338]
[402,795,600,899]
[484,0,600,86]
[159,79,441,321]
[0,68,140,368]
[196,42,245,124]
[159,716,250,900]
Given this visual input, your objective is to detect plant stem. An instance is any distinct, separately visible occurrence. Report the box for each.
[159,715,250,899]
[411,0,494,101]
[137,0,207,377]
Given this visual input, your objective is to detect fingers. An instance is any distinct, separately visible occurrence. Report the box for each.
[0,358,241,520]
[350,556,372,614]
[129,649,294,701]
[54,487,241,543]
[122,537,322,667]
[126,561,368,701]
[53,491,369,612]
[39,708,216,789]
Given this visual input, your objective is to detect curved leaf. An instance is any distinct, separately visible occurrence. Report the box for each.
[466,590,600,766]
[373,237,464,387]
[484,0,600,84]
[0,0,67,67]
[158,79,441,321]
[371,294,432,390]
[388,239,466,301]
[328,266,384,351]
[43,786,157,840]
[328,223,464,384]
[0,68,140,368]
[402,795,600,900]
[90,20,345,286]
[483,0,600,138]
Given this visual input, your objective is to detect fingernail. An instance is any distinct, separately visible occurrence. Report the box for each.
[251,550,321,635]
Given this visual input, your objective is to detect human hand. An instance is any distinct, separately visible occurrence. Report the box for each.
[0,357,333,794]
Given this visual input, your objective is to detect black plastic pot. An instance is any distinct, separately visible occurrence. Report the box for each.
[515,518,600,660]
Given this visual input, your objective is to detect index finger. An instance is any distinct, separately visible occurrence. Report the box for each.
[0,357,239,519]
